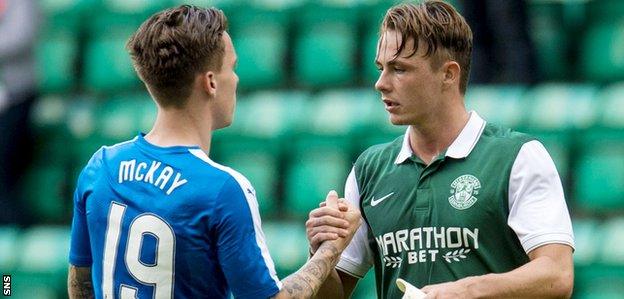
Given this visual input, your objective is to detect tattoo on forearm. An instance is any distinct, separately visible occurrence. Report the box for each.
[280,242,341,298]
[68,266,94,299]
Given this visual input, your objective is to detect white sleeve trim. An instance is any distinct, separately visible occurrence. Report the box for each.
[522,233,575,253]
[507,140,575,254]
[336,167,373,278]
[336,255,369,279]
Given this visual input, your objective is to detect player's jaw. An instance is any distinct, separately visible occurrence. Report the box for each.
[382,93,434,126]
[382,96,410,125]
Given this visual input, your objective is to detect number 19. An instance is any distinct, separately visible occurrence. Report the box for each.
[103,202,176,298]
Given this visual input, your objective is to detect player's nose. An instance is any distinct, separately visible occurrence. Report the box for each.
[375,70,391,93]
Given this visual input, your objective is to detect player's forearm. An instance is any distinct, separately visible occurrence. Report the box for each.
[462,255,573,298]
[68,265,94,299]
[274,242,342,299]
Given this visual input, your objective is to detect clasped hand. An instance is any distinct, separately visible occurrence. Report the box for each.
[305,190,361,254]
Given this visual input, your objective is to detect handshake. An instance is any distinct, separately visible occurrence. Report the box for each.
[304,191,426,299]
[305,190,361,255]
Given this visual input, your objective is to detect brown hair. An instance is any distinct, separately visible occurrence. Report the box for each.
[127,5,228,107]
[381,1,472,94]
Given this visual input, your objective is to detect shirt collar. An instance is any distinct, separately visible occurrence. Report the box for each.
[394,111,487,164]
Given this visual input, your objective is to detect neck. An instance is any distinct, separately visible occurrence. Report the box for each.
[408,102,469,164]
[145,103,213,155]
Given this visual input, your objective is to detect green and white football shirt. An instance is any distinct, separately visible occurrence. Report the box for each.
[336,112,574,299]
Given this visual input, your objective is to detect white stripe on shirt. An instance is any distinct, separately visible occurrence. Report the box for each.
[188,148,282,289]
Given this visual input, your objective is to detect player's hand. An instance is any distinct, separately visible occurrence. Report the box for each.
[421,279,473,299]
[322,190,361,252]
[306,190,349,254]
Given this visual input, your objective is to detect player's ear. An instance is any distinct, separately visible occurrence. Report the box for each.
[441,60,460,90]
[201,71,217,97]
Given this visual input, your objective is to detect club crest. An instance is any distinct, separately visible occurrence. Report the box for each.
[448,174,481,210]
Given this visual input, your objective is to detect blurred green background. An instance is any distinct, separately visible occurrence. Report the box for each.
[1,0,624,298]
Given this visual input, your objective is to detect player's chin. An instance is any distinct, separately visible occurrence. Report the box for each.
[388,114,409,126]
[215,117,233,130]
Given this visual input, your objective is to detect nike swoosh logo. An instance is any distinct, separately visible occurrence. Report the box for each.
[371,192,395,207]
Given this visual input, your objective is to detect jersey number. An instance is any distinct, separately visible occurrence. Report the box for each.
[102,202,175,299]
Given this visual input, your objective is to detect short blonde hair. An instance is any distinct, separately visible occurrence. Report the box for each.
[381,1,473,94]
